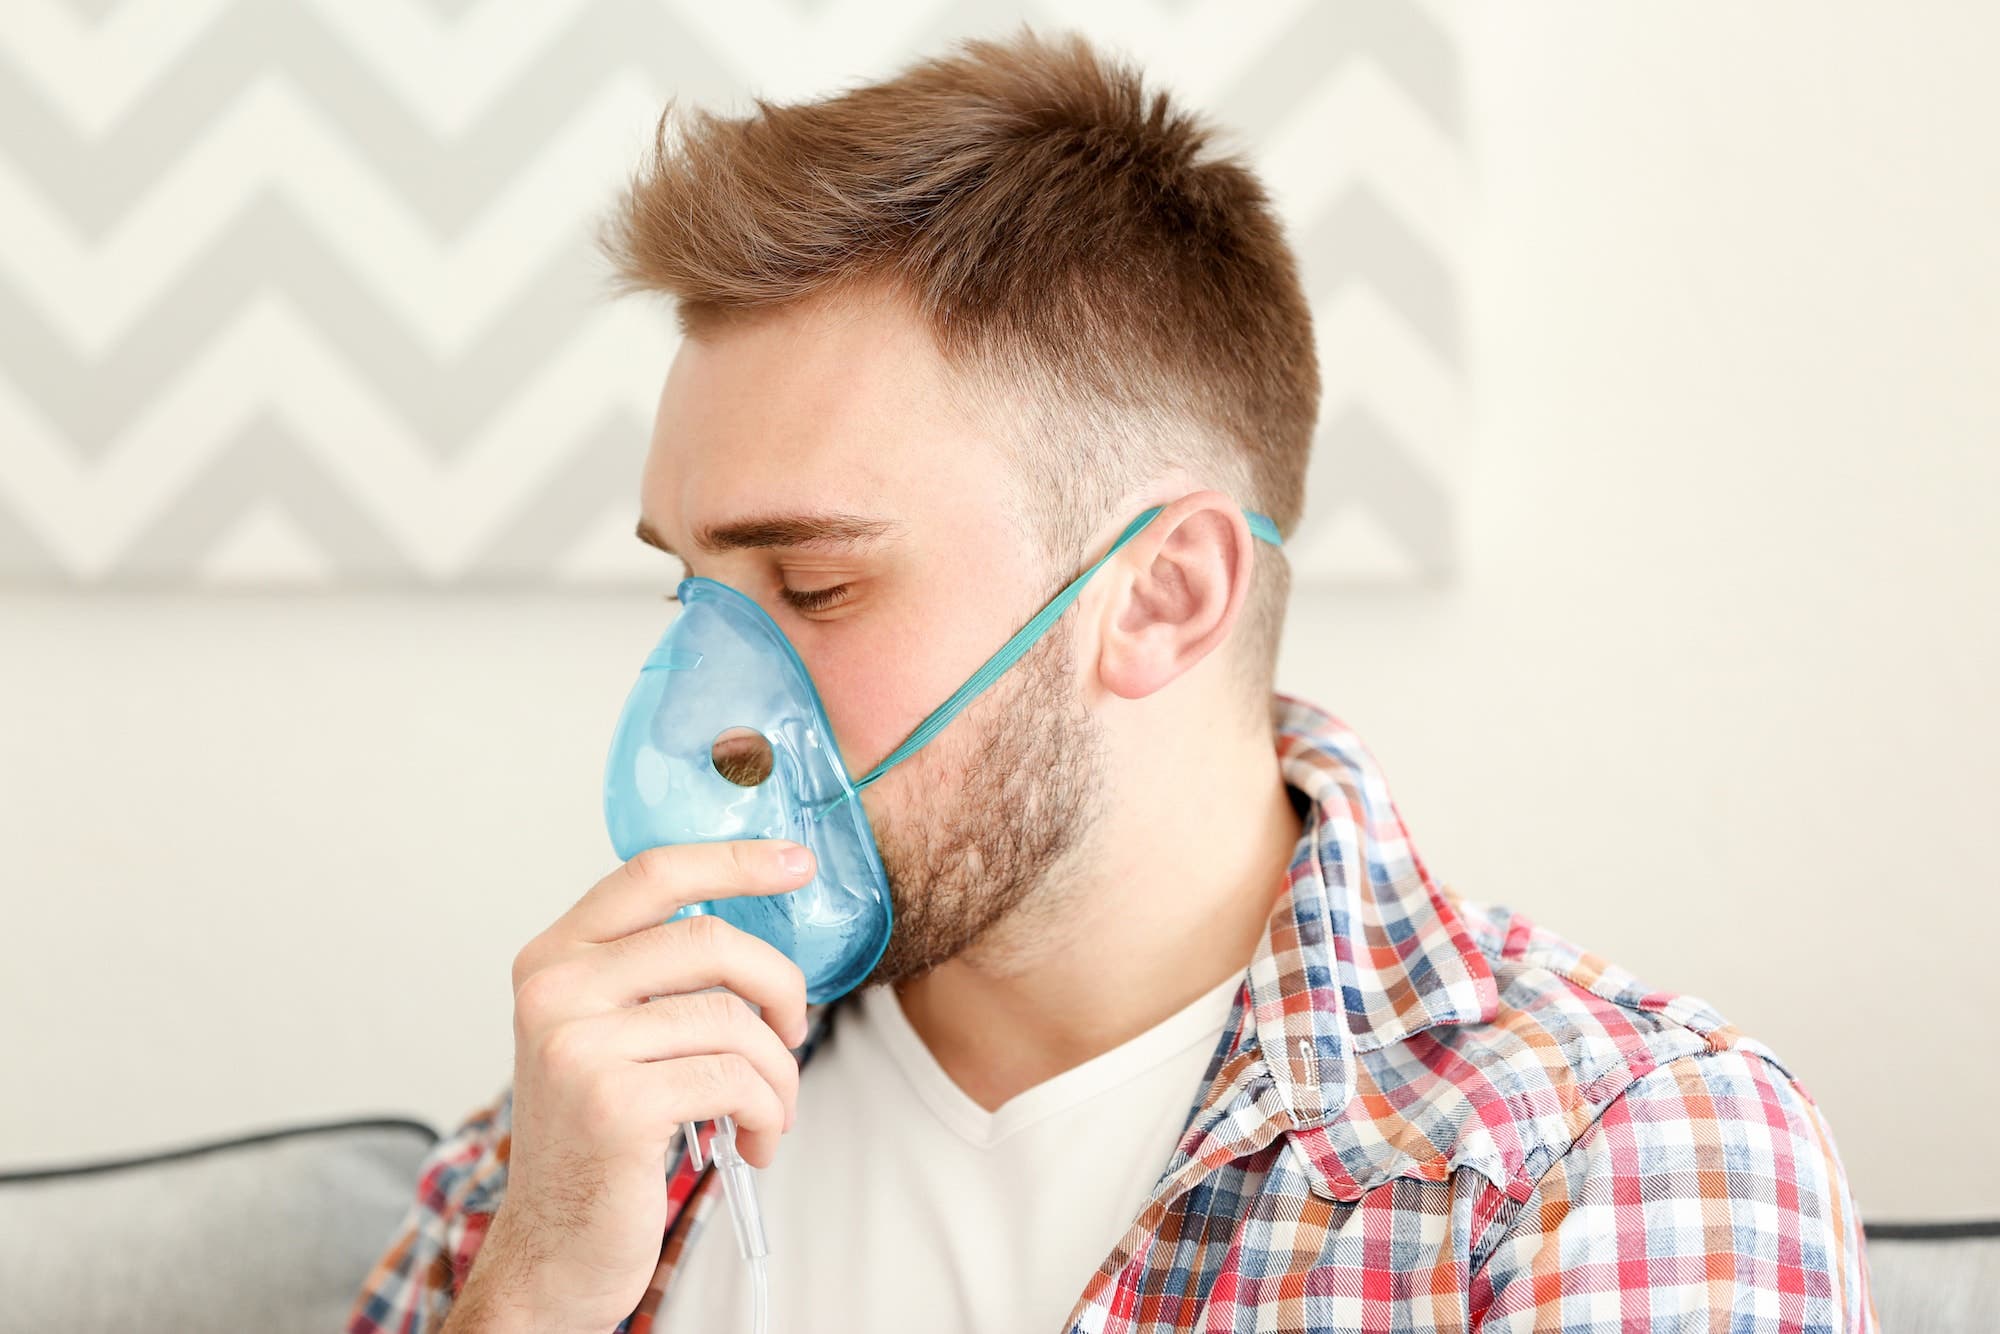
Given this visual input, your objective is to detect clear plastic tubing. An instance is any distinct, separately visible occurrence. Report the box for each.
[681,1113,771,1334]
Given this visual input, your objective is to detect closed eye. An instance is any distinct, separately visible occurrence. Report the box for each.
[657,581,850,612]
[781,583,849,612]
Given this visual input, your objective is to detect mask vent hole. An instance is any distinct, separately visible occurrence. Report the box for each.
[710,726,775,787]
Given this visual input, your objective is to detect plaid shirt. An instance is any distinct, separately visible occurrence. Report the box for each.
[348,691,1878,1333]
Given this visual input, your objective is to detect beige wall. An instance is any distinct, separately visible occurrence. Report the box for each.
[3,3,1994,1223]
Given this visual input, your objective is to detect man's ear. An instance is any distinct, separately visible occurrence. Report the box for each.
[1094,491,1257,702]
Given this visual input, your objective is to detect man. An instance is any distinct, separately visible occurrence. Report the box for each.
[347,25,1877,1334]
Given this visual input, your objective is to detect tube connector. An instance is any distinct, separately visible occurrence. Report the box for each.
[710,1113,770,1259]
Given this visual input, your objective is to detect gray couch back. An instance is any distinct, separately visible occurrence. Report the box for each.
[0,1117,436,1334]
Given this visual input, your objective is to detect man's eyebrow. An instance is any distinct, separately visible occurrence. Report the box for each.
[633,511,904,559]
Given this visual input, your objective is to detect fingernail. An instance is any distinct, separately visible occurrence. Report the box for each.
[778,844,813,875]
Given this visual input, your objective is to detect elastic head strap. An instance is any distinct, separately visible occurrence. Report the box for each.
[834,504,1282,799]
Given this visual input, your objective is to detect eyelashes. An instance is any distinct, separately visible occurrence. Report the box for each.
[780,584,849,612]
[659,585,850,611]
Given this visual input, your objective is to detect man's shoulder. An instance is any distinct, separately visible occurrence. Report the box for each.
[1338,890,1809,1200]
[1429,895,1878,1330]
[1448,889,1796,1078]
[415,1081,516,1219]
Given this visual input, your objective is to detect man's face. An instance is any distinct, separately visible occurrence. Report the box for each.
[637,290,1110,988]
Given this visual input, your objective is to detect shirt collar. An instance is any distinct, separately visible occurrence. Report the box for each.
[1249,690,1500,1136]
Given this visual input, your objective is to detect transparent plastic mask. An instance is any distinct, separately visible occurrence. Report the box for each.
[603,575,891,1004]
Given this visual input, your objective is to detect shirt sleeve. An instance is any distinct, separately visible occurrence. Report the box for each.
[1470,1046,1879,1332]
[344,1083,516,1334]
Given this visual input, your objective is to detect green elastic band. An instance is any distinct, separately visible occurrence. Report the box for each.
[823,503,1282,807]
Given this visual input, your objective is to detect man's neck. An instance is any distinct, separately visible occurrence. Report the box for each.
[890,731,1305,1114]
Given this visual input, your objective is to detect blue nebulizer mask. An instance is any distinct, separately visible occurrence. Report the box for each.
[599,499,1280,1332]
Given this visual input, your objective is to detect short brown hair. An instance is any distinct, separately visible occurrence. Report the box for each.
[595,24,1318,711]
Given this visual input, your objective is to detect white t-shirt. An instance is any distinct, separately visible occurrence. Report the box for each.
[659,969,1245,1334]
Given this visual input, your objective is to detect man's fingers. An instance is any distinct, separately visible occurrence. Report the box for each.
[514,912,808,1044]
[566,839,817,945]
[626,1053,790,1169]
[602,989,802,1125]
[608,915,809,1042]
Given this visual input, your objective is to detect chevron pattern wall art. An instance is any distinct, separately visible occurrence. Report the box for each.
[0,0,1467,591]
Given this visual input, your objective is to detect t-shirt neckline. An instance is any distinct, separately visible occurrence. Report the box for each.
[857,968,1246,1149]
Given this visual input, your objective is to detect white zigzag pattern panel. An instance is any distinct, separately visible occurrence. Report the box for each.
[0,0,1467,589]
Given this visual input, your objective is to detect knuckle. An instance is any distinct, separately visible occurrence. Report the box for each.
[677,911,725,955]
[624,844,672,885]
[511,963,567,1029]
[698,988,745,1034]
[715,1050,758,1095]
[508,942,539,994]
[535,1020,591,1076]
[511,1002,541,1050]
[776,1044,802,1100]
[744,1070,784,1127]
[677,1053,726,1102]
[727,840,762,881]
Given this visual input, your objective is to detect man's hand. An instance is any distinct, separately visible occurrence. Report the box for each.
[450,838,816,1334]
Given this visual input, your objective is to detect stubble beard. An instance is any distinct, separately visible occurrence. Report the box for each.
[858,611,1109,990]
